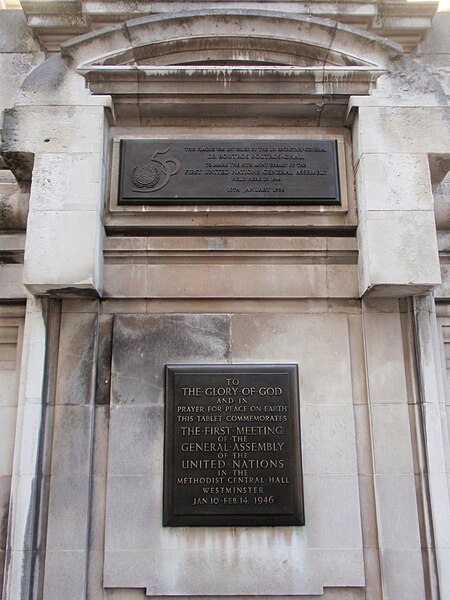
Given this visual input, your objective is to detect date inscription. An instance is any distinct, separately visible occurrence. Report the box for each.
[119,139,340,204]
[164,364,304,526]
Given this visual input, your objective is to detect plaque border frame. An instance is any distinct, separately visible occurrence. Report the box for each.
[118,139,341,206]
[163,363,304,527]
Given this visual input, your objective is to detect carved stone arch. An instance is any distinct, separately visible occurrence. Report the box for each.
[120,36,369,68]
[50,10,406,121]
[61,10,403,70]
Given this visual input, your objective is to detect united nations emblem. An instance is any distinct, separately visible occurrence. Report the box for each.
[130,147,181,193]
[131,164,161,189]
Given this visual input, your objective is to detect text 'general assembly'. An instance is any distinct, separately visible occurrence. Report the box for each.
[164,364,304,526]
[119,139,340,205]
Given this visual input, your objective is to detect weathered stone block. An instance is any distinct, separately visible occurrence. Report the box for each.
[303,474,362,549]
[50,405,94,475]
[2,105,105,155]
[358,210,441,296]
[353,406,373,476]
[104,547,325,595]
[46,476,91,551]
[357,474,379,548]
[375,474,421,548]
[23,209,102,294]
[301,404,358,475]
[0,53,44,119]
[0,11,40,53]
[0,370,17,407]
[0,475,12,550]
[108,405,163,475]
[55,312,97,405]
[356,153,434,212]
[380,548,426,600]
[16,55,92,107]
[231,313,353,405]
[327,264,359,298]
[0,264,26,300]
[418,11,450,55]
[332,21,400,68]
[105,475,159,552]
[347,315,369,406]
[29,153,102,212]
[61,21,133,67]
[104,263,329,299]
[14,405,43,476]
[6,474,36,550]
[111,314,230,405]
[95,315,113,406]
[422,403,448,474]
[354,106,450,158]
[427,472,450,548]
[0,407,17,476]
[370,404,414,473]
[124,12,337,62]
[21,341,46,408]
[363,311,408,404]
[43,550,87,600]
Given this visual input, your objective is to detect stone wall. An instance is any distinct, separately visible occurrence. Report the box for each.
[0,3,450,600]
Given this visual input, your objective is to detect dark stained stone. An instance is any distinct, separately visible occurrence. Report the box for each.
[111,314,231,405]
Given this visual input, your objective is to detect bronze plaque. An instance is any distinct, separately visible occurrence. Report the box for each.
[119,139,340,205]
[164,364,304,526]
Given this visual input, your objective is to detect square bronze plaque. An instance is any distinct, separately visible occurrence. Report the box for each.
[119,139,340,205]
[164,364,304,526]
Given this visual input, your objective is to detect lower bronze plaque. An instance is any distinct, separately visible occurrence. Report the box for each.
[164,364,304,526]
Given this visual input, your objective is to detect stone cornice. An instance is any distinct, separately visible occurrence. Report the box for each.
[79,65,385,121]
[20,0,439,54]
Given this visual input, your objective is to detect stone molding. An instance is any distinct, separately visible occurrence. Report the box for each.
[20,0,439,54]
[81,65,385,122]
[61,10,402,68]
[58,11,400,122]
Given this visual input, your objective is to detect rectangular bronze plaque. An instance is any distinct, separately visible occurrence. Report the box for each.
[164,364,304,526]
[119,139,340,205]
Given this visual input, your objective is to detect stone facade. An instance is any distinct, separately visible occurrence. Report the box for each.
[0,2,449,599]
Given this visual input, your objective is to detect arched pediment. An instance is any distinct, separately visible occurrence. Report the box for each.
[62,10,402,69]
[5,10,408,124]
[54,11,400,121]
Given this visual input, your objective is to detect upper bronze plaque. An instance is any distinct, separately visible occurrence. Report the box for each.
[119,139,340,205]
[164,364,304,527]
